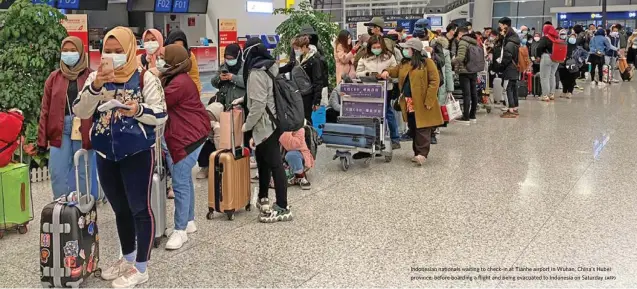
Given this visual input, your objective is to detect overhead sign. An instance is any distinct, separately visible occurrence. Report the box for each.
[57,0,79,9]
[218,19,238,65]
[155,0,172,12]
[172,0,189,13]
[246,1,273,13]
[32,0,55,6]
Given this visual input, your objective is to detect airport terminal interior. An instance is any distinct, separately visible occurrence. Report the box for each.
[2,0,637,287]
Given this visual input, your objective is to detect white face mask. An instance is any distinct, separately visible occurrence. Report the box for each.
[156,58,167,73]
[103,53,128,69]
[611,32,619,37]
[144,41,160,54]
[534,37,541,42]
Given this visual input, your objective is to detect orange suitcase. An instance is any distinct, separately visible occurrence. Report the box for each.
[206,147,251,220]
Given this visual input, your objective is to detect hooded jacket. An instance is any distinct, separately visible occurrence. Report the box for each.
[535,25,558,57]
[299,45,326,106]
[501,30,521,80]
[245,60,278,145]
[452,34,478,74]
[589,29,613,56]
[431,37,454,105]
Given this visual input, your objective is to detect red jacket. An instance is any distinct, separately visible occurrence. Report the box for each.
[164,73,211,163]
[37,69,93,150]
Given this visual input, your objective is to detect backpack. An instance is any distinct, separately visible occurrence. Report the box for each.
[551,40,568,63]
[465,43,486,73]
[565,58,580,73]
[0,110,24,168]
[265,69,305,132]
[291,65,312,96]
[516,45,531,72]
[431,44,445,87]
[304,125,319,160]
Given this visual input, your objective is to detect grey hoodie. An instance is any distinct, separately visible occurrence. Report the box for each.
[245,64,278,145]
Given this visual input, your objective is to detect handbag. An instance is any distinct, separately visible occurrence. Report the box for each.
[393,94,403,112]
[445,93,462,121]
[67,95,82,141]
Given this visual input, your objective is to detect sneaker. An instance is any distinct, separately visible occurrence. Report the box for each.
[101,259,134,281]
[558,93,565,98]
[500,106,508,112]
[456,118,470,125]
[165,230,188,250]
[195,167,208,179]
[549,94,555,100]
[500,111,518,118]
[470,118,477,123]
[186,221,197,234]
[594,81,599,86]
[414,155,426,166]
[612,79,620,83]
[391,141,401,150]
[400,133,412,141]
[565,93,572,99]
[256,198,270,213]
[411,156,418,163]
[250,156,257,169]
[512,110,520,115]
[539,95,550,102]
[258,204,293,223]
[298,177,311,190]
[111,267,149,288]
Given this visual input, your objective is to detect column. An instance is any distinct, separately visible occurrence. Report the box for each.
[471,0,493,30]
[145,12,154,29]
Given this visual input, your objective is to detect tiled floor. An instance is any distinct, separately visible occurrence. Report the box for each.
[2,80,637,287]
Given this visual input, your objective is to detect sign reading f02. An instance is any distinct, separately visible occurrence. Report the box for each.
[57,0,80,9]
[172,0,189,13]
[155,0,172,12]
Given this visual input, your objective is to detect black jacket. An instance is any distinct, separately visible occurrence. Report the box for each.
[535,36,553,56]
[501,32,521,80]
[298,51,324,106]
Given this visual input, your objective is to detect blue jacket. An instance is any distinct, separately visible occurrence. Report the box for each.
[73,70,167,161]
[589,35,612,56]
[606,36,620,57]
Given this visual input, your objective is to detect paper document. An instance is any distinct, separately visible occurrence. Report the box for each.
[98,99,132,112]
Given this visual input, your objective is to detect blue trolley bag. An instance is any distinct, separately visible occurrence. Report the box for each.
[322,123,376,148]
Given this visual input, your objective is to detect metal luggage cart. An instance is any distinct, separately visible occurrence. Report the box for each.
[324,80,393,171]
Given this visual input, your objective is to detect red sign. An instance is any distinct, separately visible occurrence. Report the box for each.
[217,19,238,65]
[61,14,89,53]
[191,46,218,73]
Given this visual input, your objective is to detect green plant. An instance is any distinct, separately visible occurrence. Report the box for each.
[0,0,67,123]
[273,1,340,88]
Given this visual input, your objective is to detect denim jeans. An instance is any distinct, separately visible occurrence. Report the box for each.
[385,93,399,142]
[505,79,519,109]
[285,151,304,174]
[49,115,97,199]
[540,53,560,95]
[167,145,202,230]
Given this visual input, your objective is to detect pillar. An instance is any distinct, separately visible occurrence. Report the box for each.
[145,12,154,30]
[471,0,493,30]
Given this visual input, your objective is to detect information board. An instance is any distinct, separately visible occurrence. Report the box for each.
[154,0,172,12]
[172,0,189,13]
[57,0,79,10]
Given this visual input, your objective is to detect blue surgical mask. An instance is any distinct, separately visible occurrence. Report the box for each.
[371,48,382,56]
[568,37,576,45]
[103,53,128,69]
[61,52,80,67]
[226,59,238,66]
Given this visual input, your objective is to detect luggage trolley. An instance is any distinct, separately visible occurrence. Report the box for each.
[323,80,393,171]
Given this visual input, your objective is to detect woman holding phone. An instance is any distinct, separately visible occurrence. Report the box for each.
[73,26,166,288]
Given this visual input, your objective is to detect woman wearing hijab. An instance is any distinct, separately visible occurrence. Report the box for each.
[198,43,247,178]
[165,29,202,93]
[136,28,164,75]
[158,44,210,250]
[242,37,291,223]
[37,36,95,199]
[73,26,166,288]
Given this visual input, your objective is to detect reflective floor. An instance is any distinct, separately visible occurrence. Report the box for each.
[2,80,637,287]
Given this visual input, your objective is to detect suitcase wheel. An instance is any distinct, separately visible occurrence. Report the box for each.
[18,225,27,234]
[93,268,102,278]
[340,157,350,171]
[206,211,214,220]
[153,237,161,248]
[245,204,252,212]
[225,211,235,221]
[486,107,492,113]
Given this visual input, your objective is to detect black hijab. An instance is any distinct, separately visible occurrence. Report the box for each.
[242,37,274,84]
[224,43,243,75]
[165,29,189,52]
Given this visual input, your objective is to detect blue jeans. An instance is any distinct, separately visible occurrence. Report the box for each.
[167,145,202,230]
[49,115,97,199]
[385,95,399,142]
[285,151,304,174]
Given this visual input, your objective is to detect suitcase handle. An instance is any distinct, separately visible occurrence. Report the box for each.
[154,125,165,175]
[229,107,244,159]
[73,149,91,205]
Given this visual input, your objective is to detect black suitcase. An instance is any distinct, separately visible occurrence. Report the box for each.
[532,73,542,96]
[40,149,100,288]
[517,80,528,99]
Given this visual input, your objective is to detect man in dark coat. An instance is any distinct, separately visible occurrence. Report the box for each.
[498,17,521,118]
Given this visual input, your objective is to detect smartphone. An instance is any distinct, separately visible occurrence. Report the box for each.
[100,56,115,78]
[221,68,229,74]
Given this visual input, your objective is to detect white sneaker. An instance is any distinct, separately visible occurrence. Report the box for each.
[186,221,197,234]
[470,118,477,123]
[195,167,208,179]
[612,79,620,83]
[101,259,134,281]
[111,267,149,288]
[165,230,188,250]
[250,156,257,169]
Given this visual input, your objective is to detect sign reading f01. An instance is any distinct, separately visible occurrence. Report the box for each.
[172,0,189,13]
[155,0,172,12]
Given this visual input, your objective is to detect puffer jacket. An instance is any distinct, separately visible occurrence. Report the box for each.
[432,37,454,105]
[211,62,245,108]
[452,35,478,74]
[244,60,278,145]
[356,52,397,89]
[73,69,167,161]
[501,31,521,80]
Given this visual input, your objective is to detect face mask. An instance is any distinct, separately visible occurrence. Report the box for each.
[534,37,541,41]
[103,53,127,69]
[568,38,576,44]
[522,30,528,35]
[294,49,303,57]
[402,49,412,59]
[156,58,168,73]
[61,52,80,67]
[403,33,407,39]
[489,37,495,41]
[226,59,238,66]
[371,48,382,56]
[611,32,619,37]
[560,35,567,40]
[144,41,159,54]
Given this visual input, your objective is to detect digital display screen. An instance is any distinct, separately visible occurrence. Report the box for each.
[187,0,207,13]
[155,0,172,12]
[428,16,442,27]
[128,0,155,12]
[172,0,189,13]
[79,0,106,10]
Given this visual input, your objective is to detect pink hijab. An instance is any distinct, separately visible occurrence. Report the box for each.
[142,29,164,68]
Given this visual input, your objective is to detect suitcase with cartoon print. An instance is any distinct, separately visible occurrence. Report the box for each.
[40,149,100,288]
[602,64,611,83]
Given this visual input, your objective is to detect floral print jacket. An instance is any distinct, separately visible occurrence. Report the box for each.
[73,69,167,161]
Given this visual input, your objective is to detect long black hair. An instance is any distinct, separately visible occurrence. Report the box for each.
[401,49,425,70]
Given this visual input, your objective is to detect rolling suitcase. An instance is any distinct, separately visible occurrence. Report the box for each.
[311,106,326,137]
[207,108,251,221]
[336,117,382,146]
[322,123,376,148]
[151,126,167,248]
[492,78,504,104]
[532,73,542,96]
[0,162,33,238]
[517,80,528,99]
[40,149,100,288]
[602,64,611,83]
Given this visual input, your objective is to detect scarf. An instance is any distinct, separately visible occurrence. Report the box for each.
[224,43,243,75]
[160,44,192,87]
[104,27,138,83]
[60,36,88,81]
[242,37,274,84]
[165,29,190,52]
[142,29,164,69]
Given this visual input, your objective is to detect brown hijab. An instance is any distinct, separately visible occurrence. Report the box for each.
[60,36,88,80]
[160,44,192,86]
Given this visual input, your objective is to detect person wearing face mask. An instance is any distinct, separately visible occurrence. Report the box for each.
[573,25,590,80]
[165,29,202,94]
[158,44,210,250]
[535,24,560,101]
[606,26,622,83]
[334,30,359,84]
[356,35,400,149]
[136,29,163,75]
[589,28,616,86]
[37,36,95,200]
[558,32,587,99]
[445,23,459,57]
[290,35,325,125]
[72,26,167,288]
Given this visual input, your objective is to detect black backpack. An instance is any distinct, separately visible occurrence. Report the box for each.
[291,65,312,96]
[265,69,305,132]
[465,43,486,73]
